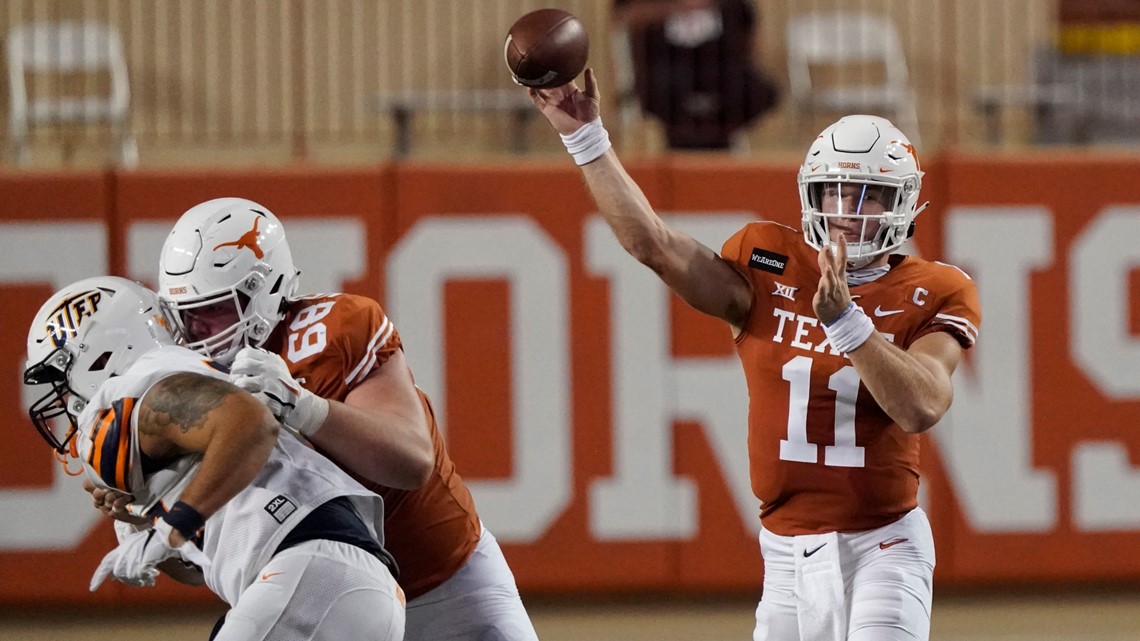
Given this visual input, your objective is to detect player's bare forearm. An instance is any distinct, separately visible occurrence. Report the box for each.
[138,372,279,517]
[580,150,751,326]
[312,401,433,490]
[580,150,666,262]
[847,331,961,433]
[309,353,434,489]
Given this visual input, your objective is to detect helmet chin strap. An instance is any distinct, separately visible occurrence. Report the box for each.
[837,239,892,285]
[834,239,878,270]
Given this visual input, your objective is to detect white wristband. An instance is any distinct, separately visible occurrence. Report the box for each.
[822,302,875,354]
[291,392,330,438]
[560,118,611,165]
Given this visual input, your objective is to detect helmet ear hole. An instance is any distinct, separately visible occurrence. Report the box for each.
[907,222,916,239]
[88,351,113,372]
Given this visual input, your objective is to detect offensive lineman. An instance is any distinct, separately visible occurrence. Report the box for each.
[152,199,538,641]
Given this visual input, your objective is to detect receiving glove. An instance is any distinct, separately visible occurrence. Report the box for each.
[229,346,329,437]
[90,518,211,591]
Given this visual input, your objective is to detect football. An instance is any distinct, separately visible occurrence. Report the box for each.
[504,8,589,89]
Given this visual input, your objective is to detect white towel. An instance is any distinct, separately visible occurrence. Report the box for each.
[795,531,846,641]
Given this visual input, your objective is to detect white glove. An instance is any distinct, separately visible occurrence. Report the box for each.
[113,518,151,541]
[229,346,329,437]
[90,518,212,591]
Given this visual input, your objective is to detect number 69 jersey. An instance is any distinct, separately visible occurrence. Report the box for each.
[721,222,981,536]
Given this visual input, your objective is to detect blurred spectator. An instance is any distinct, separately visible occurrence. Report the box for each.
[1060,0,1140,24]
[614,0,778,150]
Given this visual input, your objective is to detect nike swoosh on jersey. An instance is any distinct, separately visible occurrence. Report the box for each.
[261,571,284,581]
[873,305,905,317]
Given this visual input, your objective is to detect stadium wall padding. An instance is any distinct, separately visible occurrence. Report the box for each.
[1,154,1138,605]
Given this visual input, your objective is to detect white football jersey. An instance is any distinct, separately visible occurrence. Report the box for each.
[75,345,386,606]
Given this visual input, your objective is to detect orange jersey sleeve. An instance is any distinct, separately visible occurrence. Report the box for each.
[277,294,481,599]
[279,294,402,400]
[721,222,980,535]
[908,261,981,348]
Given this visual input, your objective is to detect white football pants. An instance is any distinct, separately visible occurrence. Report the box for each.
[753,507,936,641]
[214,539,405,641]
[405,526,539,641]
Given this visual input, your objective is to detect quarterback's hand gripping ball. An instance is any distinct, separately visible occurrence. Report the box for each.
[504,8,589,89]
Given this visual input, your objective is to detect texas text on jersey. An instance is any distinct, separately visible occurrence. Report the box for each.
[721,222,980,535]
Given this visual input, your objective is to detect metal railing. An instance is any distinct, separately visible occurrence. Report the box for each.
[1,0,1129,167]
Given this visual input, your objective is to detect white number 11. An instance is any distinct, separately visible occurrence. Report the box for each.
[779,355,866,468]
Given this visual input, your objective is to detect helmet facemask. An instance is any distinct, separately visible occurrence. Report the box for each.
[800,178,918,269]
[163,262,288,364]
[23,347,83,454]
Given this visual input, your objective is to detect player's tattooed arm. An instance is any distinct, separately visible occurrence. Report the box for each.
[137,371,279,519]
[138,373,231,456]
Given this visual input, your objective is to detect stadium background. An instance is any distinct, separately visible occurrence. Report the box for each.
[1,1,1139,639]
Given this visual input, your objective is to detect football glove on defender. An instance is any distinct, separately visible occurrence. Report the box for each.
[90,518,211,590]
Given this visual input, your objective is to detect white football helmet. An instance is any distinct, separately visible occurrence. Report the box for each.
[158,198,299,365]
[23,276,174,453]
[798,114,927,268]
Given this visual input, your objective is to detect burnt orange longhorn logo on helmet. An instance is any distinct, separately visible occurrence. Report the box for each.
[213,216,265,259]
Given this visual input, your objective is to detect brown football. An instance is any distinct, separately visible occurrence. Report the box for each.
[504,8,589,89]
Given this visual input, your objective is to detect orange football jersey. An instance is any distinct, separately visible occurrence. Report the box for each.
[721,222,980,535]
[270,293,481,599]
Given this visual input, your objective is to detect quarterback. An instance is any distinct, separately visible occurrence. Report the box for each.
[527,70,980,641]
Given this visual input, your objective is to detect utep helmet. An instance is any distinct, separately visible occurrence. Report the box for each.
[797,115,927,268]
[158,198,300,365]
[23,276,174,453]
